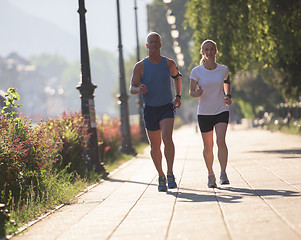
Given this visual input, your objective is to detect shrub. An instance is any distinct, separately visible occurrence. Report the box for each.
[130,123,142,143]
[97,115,122,164]
[45,112,90,176]
[0,115,61,207]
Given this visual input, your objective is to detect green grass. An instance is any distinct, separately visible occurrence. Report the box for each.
[5,170,88,236]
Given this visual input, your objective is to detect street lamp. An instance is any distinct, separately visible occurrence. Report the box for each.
[76,0,105,173]
[171,29,179,39]
[166,9,176,25]
[173,45,181,54]
[116,0,136,154]
[134,0,148,142]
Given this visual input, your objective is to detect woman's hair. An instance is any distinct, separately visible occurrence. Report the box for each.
[200,39,217,65]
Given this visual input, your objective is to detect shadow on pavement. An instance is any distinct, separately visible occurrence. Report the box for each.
[249,148,301,158]
[105,178,300,204]
[167,190,242,203]
[105,177,157,187]
[166,186,301,203]
[218,186,301,198]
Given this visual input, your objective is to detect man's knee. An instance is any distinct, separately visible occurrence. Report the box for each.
[216,139,226,148]
[162,135,174,146]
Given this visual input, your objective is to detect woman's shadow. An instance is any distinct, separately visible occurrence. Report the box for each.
[166,186,301,203]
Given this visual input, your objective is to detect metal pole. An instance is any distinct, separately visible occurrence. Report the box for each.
[116,0,136,155]
[134,0,148,142]
[76,0,105,173]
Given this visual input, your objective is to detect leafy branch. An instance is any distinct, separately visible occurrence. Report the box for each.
[1,88,22,118]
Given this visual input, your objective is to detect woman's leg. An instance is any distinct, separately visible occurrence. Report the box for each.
[215,122,228,172]
[201,131,214,174]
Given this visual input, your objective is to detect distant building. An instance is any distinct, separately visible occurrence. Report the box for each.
[0,53,66,121]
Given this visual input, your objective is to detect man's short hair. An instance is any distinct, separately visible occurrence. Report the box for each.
[146,32,162,44]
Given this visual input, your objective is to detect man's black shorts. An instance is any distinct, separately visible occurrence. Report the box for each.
[143,103,175,131]
[198,111,229,133]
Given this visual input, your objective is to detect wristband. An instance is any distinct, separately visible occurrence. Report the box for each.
[225,94,232,99]
[175,94,181,99]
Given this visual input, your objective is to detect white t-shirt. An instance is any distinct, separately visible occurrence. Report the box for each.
[190,63,229,115]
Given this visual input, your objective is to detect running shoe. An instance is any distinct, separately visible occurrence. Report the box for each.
[220,171,230,185]
[208,174,217,188]
[158,176,167,192]
[167,173,177,189]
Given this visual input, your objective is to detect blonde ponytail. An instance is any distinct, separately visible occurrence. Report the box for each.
[200,57,205,65]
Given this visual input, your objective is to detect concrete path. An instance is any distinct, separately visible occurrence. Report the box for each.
[10,123,301,240]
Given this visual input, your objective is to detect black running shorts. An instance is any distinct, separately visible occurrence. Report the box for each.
[143,103,175,131]
[197,111,229,133]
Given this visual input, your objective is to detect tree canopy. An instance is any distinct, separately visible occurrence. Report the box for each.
[185,0,301,100]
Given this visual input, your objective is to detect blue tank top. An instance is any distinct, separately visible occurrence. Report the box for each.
[141,56,172,107]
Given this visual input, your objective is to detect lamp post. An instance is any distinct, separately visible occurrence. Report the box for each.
[116,0,136,154]
[134,0,148,142]
[76,0,105,173]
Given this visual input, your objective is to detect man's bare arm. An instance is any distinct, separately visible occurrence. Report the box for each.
[129,62,147,94]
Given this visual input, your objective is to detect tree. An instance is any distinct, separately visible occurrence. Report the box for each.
[185,0,301,100]
[232,67,284,116]
[268,0,301,99]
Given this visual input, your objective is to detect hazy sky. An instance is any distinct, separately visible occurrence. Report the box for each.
[9,0,152,58]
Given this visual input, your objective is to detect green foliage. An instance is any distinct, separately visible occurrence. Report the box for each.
[0,91,144,236]
[185,0,251,73]
[235,98,255,119]
[232,67,284,116]
[0,115,62,208]
[5,166,87,236]
[42,112,91,176]
[185,0,301,100]
[268,1,301,99]
[1,88,22,118]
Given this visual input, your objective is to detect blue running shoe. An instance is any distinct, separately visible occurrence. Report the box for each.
[158,176,167,192]
[167,173,177,189]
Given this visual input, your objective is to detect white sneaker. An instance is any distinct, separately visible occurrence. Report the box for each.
[208,174,217,188]
[220,171,230,185]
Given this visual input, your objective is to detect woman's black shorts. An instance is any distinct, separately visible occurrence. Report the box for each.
[197,111,229,133]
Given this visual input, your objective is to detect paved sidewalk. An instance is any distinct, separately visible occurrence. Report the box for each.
[11,123,301,240]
